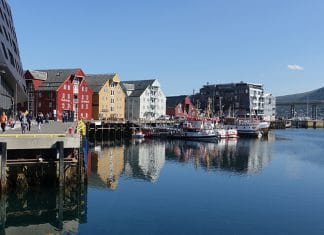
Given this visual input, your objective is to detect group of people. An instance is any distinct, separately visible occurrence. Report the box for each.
[0,111,50,133]
[18,111,49,133]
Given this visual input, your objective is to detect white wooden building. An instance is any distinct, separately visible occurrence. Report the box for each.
[121,79,166,121]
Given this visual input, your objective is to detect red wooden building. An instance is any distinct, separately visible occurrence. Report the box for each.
[24,68,93,121]
[166,95,196,118]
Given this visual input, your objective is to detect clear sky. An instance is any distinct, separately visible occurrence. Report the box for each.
[8,0,324,96]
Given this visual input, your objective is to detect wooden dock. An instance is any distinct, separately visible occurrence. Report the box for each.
[0,121,84,191]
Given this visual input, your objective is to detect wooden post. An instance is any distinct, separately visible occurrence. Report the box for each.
[0,143,7,192]
[56,141,64,187]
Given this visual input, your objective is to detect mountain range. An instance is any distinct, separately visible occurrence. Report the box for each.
[276,87,324,103]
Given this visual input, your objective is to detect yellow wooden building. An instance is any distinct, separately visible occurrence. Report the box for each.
[85,74,125,120]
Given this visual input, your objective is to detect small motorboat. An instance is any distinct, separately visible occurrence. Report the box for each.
[132,131,145,139]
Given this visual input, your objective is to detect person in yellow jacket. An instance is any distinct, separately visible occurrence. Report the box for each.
[77,117,87,136]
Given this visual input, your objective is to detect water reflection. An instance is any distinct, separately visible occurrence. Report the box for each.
[88,135,275,190]
[124,139,165,182]
[88,142,125,190]
[0,183,87,234]
[166,136,274,174]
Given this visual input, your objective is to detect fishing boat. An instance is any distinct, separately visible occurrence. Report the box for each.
[226,120,270,137]
[214,123,238,139]
[173,119,218,141]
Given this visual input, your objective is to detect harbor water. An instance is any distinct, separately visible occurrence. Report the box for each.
[1,129,324,234]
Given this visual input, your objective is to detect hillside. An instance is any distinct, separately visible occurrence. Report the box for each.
[276,87,324,103]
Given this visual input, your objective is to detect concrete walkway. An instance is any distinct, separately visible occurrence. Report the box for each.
[1,120,76,135]
[0,121,80,150]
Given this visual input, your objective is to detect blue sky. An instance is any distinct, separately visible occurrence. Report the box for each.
[8,0,324,96]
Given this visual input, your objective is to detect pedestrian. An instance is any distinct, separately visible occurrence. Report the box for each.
[27,111,33,131]
[21,113,27,134]
[36,112,44,131]
[45,113,49,123]
[0,112,7,132]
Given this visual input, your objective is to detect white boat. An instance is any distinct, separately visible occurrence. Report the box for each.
[174,119,218,141]
[132,131,145,139]
[214,125,238,139]
[226,120,270,137]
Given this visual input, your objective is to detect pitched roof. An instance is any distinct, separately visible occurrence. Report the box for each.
[166,95,187,108]
[85,74,116,93]
[36,69,81,91]
[121,79,156,97]
[28,70,48,81]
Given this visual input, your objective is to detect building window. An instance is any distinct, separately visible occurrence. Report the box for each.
[38,92,42,98]
[64,84,66,90]
[86,103,88,109]
[111,106,114,111]
[86,113,88,118]
[67,85,70,90]
[111,90,114,95]
[111,98,114,103]
[85,86,88,92]
[38,102,41,108]
[62,103,65,109]
[86,95,88,100]
[81,103,84,109]
[49,102,52,108]
[1,42,8,59]
[62,93,65,99]
[67,94,70,99]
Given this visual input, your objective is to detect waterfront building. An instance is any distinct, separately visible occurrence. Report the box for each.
[24,68,93,121]
[166,95,196,119]
[263,93,276,121]
[197,82,265,118]
[0,0,26,116]
[85,74,125,120]
[121,79,166,121]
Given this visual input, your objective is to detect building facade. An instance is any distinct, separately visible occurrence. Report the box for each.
[24,68,93,121]
[166,95,196,118]
[85,74,125,120]
[197,82,265,118]
[0,0,26,116]
[263,93,276,121]
[121,79,166,121]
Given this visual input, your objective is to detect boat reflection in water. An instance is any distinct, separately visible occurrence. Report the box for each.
[166,133,274,174]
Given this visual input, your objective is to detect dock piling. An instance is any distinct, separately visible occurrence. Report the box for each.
[0,143,7,192]
[56,141,64,187]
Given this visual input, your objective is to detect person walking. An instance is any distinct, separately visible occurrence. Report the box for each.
[0,112,7,132]
[36,112,44,132]
[21,113,27,134]
[27,111,33,131]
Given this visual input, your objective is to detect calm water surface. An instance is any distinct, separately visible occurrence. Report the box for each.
[2,129,324,234]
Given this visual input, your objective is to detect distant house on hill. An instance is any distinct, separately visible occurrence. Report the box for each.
[166,95,196,118]
[121,79,166,121]
[85,74,125,120]
[24,68,93,121]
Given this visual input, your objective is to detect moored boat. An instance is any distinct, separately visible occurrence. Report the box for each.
[173,119,218,141]
[132,131,145,139]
